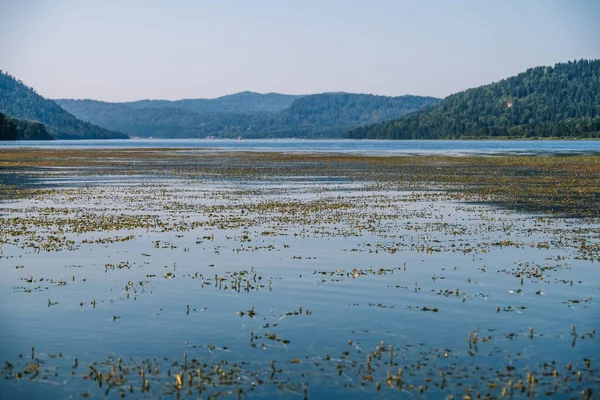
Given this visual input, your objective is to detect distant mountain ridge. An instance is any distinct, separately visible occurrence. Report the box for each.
[346,59,600,140]
[121,91,303,114]
[56,92,440,138]
[244,93,440,138]
[4,60,599,141]
[0,71,128,139]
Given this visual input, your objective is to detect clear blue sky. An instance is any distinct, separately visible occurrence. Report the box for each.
[1,0,599,101]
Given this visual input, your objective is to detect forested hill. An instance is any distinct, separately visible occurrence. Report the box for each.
[0,71,128,139]
[125,92,303,114]
[346,59,600,140]
[243,93,440,138]
[51,100,264,138]
[58,92,302,117]
[0,112,54,140]
[283,93,439,125]
[56,93,439,138]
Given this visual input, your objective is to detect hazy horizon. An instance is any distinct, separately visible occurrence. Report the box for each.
[1,0,599,102]
[52,90,442,103]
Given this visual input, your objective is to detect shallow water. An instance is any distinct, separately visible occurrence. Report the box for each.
[0,167,598,399]
[2,138,600,156]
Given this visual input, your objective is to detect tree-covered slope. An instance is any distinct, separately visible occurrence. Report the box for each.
[248,93,440,138]
[206,91,302,113]
[53,99,261,138]
[59,91,302,116]
[131,91,302,114]
[57,93,439,138]
[51,100,203,136]
[346,59,600,139]
[0,112,54,140]
[0,71,128,139]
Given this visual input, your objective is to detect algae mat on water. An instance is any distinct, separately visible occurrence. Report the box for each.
[0,149,598,399]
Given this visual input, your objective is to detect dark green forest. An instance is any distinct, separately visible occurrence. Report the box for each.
[57,93,439,138]
[0,71,128,139]
[347,59,600,140]
[0,112,53,140]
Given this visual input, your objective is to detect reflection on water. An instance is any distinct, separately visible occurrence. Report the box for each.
[0,168,598,399]
[0,168,39,188]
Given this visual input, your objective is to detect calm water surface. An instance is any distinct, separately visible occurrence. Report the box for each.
[0,152,598,399]
[2,138,600,156]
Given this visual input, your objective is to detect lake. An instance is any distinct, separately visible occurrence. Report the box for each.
[0,146,598,399]
[2,138,600,156]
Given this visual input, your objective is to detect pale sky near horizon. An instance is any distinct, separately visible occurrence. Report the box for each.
[0,0,599,102]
